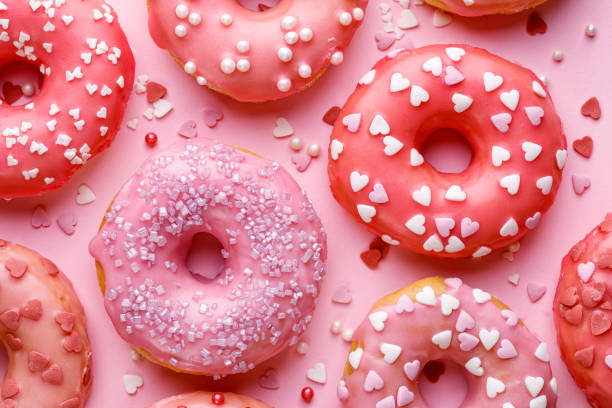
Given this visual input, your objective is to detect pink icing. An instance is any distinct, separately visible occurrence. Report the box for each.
[340,278,557,407]
[426,0,546,17]
[146,0,368,102]
[328,44,567,258]
[88,138,327,375]
[0,241,92,408]
[554,214,612,407]
[0,0,134,199]
[147,391,271,408]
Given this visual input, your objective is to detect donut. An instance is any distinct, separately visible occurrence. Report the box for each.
[328,44,566,258]
[146,0,368,102]
[89,138,327,375]
[147,391,271,408]
[0,0,135,199]
[554,214,612,407]
[0,240,92,408]
[422,0,548,17]
[338,277,557,407]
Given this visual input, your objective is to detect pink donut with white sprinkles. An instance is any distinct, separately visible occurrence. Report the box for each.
[146,0,368,102]
[328,44,567,258]
[0,0,134,199]
[89,138,327,375]
[339,277,557,408]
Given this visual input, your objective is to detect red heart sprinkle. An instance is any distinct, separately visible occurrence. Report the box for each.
[597,250,612,269]
[323,106,341,125]
[572,136,593,158]
[582,286,603,308]
[526,12,547,35]
[2,81,23,105]
[369,237,390,259]
[1,378,19,399]
[0,308,21,331]
[558,286,578,307]
[42,258,60,276]
[145,81,167,103]
[21,299,43,321]
[63,332,83,353]
[55,311,76,333]
[5,260,28,279]
[570,242,586,262]
[360,249,382,269]
[562,304,583,325]
[581,97,601,119]
[5,334,23,351]
[574,346,594,368]
[42,364,64,385]
[28,350,50,372]
[591,311,611,335]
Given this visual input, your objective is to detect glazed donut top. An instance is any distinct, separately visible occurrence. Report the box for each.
[147,0,368,102]
[554,214,612,407]
[340,277,557,407]
[89,138,327,375]
[328,44,566,258]
[428,0,547,17]
[148,391,271,408]
[0,239,92,408]
[0,0,134,198]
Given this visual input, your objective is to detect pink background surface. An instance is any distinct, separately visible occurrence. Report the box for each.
[0,0,609,406]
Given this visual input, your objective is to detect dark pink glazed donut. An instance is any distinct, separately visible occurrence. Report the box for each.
[328,44,566,258]
[0,0,134,199]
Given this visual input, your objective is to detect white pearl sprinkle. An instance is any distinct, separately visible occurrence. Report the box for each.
[175,4,188,19]
[308,143,321,157]
[22,83,35,97]
[184,61,196,74]
[196,76,207,86]
[174,24,187,38]
[236,59,250,72]
[188,12,202,26]
[342,328,354,342]
[339,12,352,26]
[552,50,564,62]
[289,136,303,151]
[298,64,312,79]
[220,58,236,74]
[220,13,233,26]
[331,51,344,65]
[352,8,364,21]
[237,40,250,53]
[331,320,342,334]
[285,31,298,45]
[300,28,313,42]
[586,24,597,37]
[277,47,293,63]
[281,16,297,30]
[277,78,292,92]
[296,341,309,355]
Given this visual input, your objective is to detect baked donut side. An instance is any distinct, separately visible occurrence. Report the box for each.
[148,391,271,408]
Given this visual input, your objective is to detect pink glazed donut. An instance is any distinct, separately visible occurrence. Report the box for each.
[0,240,93,408]
[148,391,271,408]
[328,44,566,258]
[554,214,612,407]
[0,0,135,199]
[146,0,368,102]
[423,0,549,17]
[89,138,327,376]
[338,277,557,407]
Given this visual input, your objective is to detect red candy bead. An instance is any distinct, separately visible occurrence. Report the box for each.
[211,393,225,405]
[145,132,158,146]
[301,387,314,402]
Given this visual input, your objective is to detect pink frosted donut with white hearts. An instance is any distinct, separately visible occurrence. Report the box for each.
[338,277,557,408]
[146,0,368,102]
[328,44,566,258]
[0,0,134,199]
[148,391,271,408]
[423,0,549,17]
[89,138,327,375]
[0,240,93,408]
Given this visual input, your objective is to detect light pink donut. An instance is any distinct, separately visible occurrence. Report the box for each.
[0,240,93,408]
[328,44,567,258]
[0,0,135,199]
[146,0,368,102]
[89,138,327,375]
[148,391,271,408]
[423,0,549,17]
[339,277,557,408]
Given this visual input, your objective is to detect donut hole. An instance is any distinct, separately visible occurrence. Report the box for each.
[185,232,227,282]
[0,343,7,380]
[422,128,473,174]
[418,360,468,408]
[0,61,44,106]
[236,0,281,12]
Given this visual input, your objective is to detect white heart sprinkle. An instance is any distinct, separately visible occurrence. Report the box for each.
[416,286,436,306]
[525,376,544,397]
[604,355,612,370]
[445,185,466,202]
[483,72,503,92]
[382,235,400,246]
[445,47,465,62]
[405,214,426,235]
[452,93,473,113]
[473,288,491,303]
[380,343,402,364]
[555,149,567,170]
[357,204,376,223]
[123,374,143,395]
[412,186,431,206]
[525,106,544,126]
[532,81,547,98]
[522,142,542,162]
[536,176,553,195]
[410,85,430,107]
[433,9,452,27]
[491,146,511,167]
[473,246,492,258]
[76,184,96,205]
[153,99,173,118]
[370,114,390,136]
[349,347,363,369]
[500,174,520,195]
[465,357,483,376]
[500,218,519,237]
[410,148,424,166]
[508,274,520,286]
[272,117,294,138]
[423,234,443,252]
[350,171,369,192]
[479,329,500,351]
[577,262,595,282]
[530,395,547,408]
[445,236,465,253]
[432,330,452,349]
[440,294,460,316]
[550,378,558,394]
[307,363,327,384]
[534,342,550,362]
[390,72,410,93]
[486,377,506,398]
[368,311,388,332]
[383,136,404,156]
[500,89,520,111]
[422,57,443,77]
[342,113,361,132]
[397,9,418,29]
[330,140,343,160]
[359,70,376,85]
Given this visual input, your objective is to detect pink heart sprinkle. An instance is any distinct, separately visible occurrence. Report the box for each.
[376,396,395,408]
[203,108,223,128]
[455,310,475,332]
[337,380,349,401]
[395,294,414,314]
[258,368,279,390]
[525,212,541,230]
[331,284,352,304]
[364,370,384,392]
[501,309,519,326]
[435,217,455,238]
[178,120,197,138]
[444,277,462,289]
[572,175,591,195]
[374,32,396,51]
[496,339,518,359]
[369,183,389,204]
[460,218,479,238]
[397,386,415,405]
[444,66,464,86]
[491,113,511,133]
[458,333,479,351]
[342,113,361,133]
[403,360,420,381]
[525,106,544,126]
[31,206,51,229]
[57,213,77,235]
[291,154,311,172]
[527,282,547,303]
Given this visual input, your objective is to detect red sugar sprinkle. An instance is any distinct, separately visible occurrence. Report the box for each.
[301,386,314,402]
[145,132,158,146]
[322,106,341,125]
[211,392,225,405]
[581,97,601,120]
